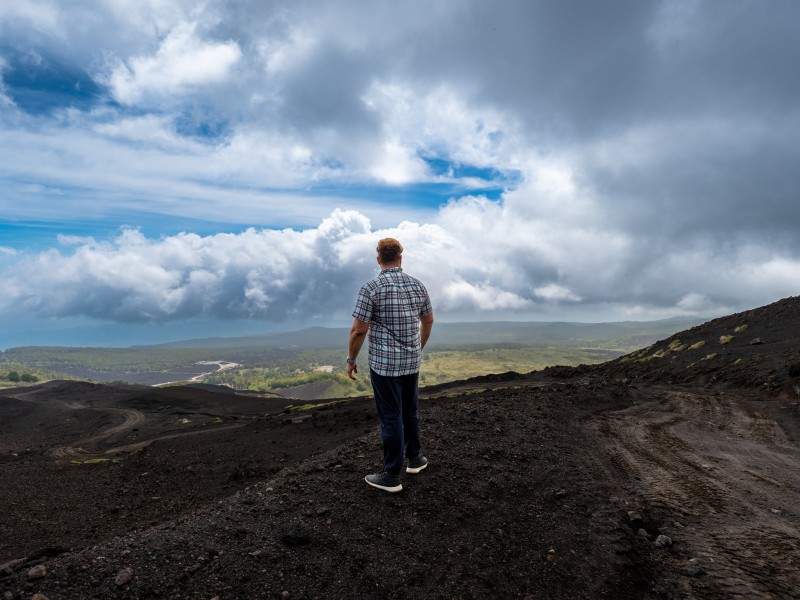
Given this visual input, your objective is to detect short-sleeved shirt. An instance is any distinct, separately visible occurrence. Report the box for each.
[352,267,433,377]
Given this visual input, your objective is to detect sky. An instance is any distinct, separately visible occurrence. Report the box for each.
[1,0,799,347]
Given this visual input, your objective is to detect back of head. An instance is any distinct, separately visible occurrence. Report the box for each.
[377,238,403,264]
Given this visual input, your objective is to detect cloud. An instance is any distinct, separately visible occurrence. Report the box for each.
[534,284,582,303]
[105,22,242,104]
[0,1,60,33]
[4,202,800,324]
[0,246,18,256]
[1,1,800,327]
[0,56,13,107]
[57,234,96,246]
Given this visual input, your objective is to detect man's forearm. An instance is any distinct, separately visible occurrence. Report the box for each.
[348,330,367,359]
[420,321,433,349]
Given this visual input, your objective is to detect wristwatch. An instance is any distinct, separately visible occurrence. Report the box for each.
[346,357,356,365]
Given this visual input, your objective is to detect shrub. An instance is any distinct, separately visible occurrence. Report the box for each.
[6,371,20,382]
[789,363,800,378]
[719,335,734,345]
[734,324,748,333]
[20,373,39,382]
[688,341,706,351]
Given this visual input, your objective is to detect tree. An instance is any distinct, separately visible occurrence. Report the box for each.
[21,373,39,382]
[7,371,20,382]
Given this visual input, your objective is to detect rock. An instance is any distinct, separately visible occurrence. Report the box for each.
[749,337,764,345]
[654,534,672,548]
[26,564,47,580]
[546,548,556,562]
[626,510,643,526]
[281,591,291,599]
[114,567,134,586]
[685,561,705,577]
[4,591,14,600]
[637,528,650,539]
[30,595,49,600]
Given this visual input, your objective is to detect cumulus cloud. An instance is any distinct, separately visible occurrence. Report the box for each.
[106,21,242,104]
[4,201,800,324]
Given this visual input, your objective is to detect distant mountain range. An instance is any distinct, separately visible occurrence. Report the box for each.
[1,317,705,387]
[148,317,704,351]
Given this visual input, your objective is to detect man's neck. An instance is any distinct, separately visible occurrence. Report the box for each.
[380,263,402,272]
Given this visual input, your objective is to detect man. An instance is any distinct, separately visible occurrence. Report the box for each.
[347,238,434,493]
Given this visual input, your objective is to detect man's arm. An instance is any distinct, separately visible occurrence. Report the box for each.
[347,317,369,379]
[420,311,434,349]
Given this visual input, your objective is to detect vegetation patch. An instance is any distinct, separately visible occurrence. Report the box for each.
[703,353,718,361]
[720,335,734,345]
[734,324,749,333]
[688,341,706,351]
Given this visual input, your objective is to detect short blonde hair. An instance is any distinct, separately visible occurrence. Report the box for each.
[377,238,403,263]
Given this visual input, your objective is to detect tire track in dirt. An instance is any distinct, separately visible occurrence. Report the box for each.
[51,405,145,459]
[594,388,800,599]
[11,391,249,460]
[101,422,247,455]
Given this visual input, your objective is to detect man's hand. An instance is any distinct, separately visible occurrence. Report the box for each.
[346,361,358,380]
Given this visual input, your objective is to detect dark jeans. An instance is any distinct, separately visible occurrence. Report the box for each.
[370,369,422,477]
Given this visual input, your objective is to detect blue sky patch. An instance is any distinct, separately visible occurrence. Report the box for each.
[2,50,104,114]
[0,216,262,252]
[422,156,522,187]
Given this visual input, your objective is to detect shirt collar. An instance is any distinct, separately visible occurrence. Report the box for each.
[380,266,403,273]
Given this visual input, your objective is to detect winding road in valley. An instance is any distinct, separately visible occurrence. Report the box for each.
[154,360,241,387]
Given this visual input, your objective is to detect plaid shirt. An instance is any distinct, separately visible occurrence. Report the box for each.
[352,267,433,376]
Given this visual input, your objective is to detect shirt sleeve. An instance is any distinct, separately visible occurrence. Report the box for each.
[352,285,373,323]
[419,285,433,317]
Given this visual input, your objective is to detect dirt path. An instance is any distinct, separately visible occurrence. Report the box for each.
[102,422,247,455]
[52,405,145,459]
[595,388,800,599]
[12,391,248,460]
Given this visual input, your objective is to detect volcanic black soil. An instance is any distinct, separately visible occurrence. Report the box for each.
[2,296,800,599]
